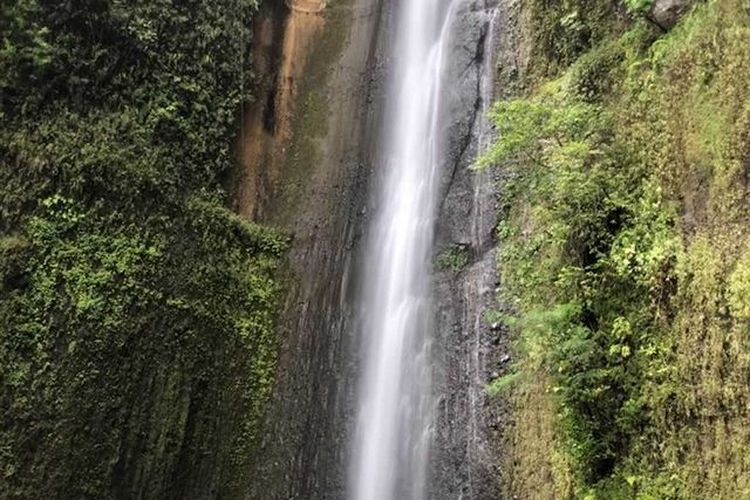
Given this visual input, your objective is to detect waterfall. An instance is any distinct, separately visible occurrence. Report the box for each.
[351,1,457,499]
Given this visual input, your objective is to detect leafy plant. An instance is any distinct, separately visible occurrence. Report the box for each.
[436,244,470,271]
[624,0,654,15]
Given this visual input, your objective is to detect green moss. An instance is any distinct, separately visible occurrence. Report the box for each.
[0,1,287,498]
[728,247,750,320]
[487,0,750,497]
[486,371,521,397]
[523,0,626,84]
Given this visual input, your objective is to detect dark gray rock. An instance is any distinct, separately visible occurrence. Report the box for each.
[430,1,508,499]
[651,0,693,30]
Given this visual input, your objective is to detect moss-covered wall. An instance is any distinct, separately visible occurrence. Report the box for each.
[0,1,286,498]
[485,0,750,497]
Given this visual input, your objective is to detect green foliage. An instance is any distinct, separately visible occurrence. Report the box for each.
[491,0,750,497]
[0,1,287,498]
[436,244,470,271]
[728,248,750,320]
[484,78,670,483]
[524,0,625,81]
[486,370,521,397]
[624,0,654,15]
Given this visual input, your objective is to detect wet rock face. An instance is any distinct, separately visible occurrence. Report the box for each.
[287,0,327,13]
[241,0,387,498]
[651,0,693,30]
[431,0,506,498]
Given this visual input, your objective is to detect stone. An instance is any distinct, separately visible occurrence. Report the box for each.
[650,0,693,30]
[286,0,326,14]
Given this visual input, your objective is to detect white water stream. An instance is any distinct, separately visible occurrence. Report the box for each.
[351,1,456,499]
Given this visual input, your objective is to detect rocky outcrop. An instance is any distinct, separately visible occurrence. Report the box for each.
[650,0,693,30]
[237,0,386,497]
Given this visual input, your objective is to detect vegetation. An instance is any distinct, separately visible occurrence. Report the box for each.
[522,0,624,81]
[484,0,750,497]
[0,1,287,498]
[436,243,470,272]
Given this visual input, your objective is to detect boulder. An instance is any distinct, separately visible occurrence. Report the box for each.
[650,0,693,30]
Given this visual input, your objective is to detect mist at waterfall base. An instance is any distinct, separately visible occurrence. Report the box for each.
[350,1,457,499]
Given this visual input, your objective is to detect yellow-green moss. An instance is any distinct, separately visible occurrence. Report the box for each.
[487,0,750,497]
[0,2,288,498]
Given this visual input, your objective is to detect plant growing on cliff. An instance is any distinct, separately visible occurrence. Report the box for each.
[0,0,287,498]
[624,0,654,15]
[486,0,750,497]
[480,40,681,491]
[436,244,470,272]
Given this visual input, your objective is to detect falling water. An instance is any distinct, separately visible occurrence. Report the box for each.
[351,1,456,499]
